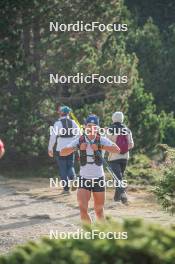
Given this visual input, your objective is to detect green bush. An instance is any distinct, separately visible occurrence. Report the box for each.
[127,80,165,151]
[162,113,175,148]
[126,154,161,185]
[1,219,175,264]
[154,166,175,215]
[153,145,175,214]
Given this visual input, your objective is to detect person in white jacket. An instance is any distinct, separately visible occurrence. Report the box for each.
[48,106,80,194]
[107,112,134,204]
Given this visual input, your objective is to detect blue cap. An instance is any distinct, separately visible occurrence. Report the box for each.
[60,106,71,114]
[85,114,99,125]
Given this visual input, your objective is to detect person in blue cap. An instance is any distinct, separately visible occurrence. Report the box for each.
[60,114,120,223]
[48,105,80,194]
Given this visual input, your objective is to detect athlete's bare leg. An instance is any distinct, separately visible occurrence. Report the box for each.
[77,188,91,224]
[93,191,105,221]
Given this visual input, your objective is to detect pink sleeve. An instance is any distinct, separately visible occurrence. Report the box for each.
[0,140,4,150]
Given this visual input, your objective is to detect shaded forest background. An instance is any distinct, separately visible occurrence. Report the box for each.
[0,0,175,167]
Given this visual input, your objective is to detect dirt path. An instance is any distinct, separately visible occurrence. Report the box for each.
[0,176,174,255]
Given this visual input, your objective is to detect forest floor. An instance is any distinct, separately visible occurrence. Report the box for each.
[0,175,174,255]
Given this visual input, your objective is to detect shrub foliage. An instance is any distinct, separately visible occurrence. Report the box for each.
[154,145,175,214]
[1,219,175,264]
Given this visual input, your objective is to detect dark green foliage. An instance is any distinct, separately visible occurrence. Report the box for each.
[0,0,137,160]
[0,0,175,164]
[162,113,175,147]
[1,219,175,264]
[126,154,161,185]
[125,0,175,29]
[154,145,175,214]
[127,79,164,150]
[155,166,175,215]
[125,9,175,113]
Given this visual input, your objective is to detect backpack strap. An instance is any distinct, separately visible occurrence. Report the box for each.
[60,118,73,138]
[78,135,87,166]
[93,133,103,166]
[78,135,85,146]
[78,133,103,166]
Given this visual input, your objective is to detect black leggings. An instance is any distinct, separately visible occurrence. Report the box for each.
[109,159,127,193]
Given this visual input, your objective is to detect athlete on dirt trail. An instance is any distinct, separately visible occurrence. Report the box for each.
[107,111,134,204]
[0,139,5,159]
[60,114,120,223]
[48,106,80,194]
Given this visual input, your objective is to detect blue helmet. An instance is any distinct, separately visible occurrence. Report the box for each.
[85,114,99,126]
[59,106,71,114]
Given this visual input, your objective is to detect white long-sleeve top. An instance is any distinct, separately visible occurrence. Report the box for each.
[48,116,80,152]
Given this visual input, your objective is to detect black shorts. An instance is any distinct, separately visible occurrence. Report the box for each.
[78,176,105,192]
